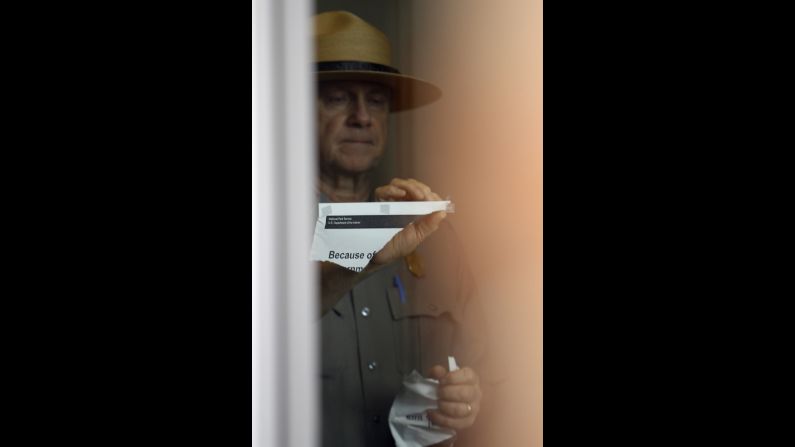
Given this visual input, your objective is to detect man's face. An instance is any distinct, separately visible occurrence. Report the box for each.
[317,81,390,175]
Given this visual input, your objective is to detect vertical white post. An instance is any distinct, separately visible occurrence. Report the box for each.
[253,0,316,446]
[252,1,277,446]
[281,0,318,446]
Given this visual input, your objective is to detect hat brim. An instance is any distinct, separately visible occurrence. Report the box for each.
[317,70,442,112]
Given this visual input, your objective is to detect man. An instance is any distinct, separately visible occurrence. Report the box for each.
[314,11,494,446]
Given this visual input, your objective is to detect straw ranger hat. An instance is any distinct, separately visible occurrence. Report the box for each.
[314,10,442,111]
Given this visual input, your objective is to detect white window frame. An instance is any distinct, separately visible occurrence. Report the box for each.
[252,0,317,446]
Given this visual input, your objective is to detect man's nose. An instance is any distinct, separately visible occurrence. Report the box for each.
[347,95,372,127]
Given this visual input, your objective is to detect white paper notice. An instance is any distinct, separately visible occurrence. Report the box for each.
[310,201,452,271]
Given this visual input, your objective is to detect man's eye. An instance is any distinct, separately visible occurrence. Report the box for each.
[327,95,347,104]
[368,96,388,106]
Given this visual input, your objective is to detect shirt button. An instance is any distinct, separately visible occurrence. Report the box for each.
[367,361,377,371]
[361,306,370,317]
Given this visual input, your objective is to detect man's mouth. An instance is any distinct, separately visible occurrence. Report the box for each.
[342,139,374,145]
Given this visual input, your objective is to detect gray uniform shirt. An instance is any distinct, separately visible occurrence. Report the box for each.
[320,217,491,447]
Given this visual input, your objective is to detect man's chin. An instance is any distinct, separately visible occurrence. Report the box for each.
[332,158,380,175]
[334,165,376,176]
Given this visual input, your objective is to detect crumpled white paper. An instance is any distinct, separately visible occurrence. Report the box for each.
[310,201,452,271]
[388,357,460,447]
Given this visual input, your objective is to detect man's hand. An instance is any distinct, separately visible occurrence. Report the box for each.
[427,365,482,430]
[372,178,446,265]
[318,178,446,316]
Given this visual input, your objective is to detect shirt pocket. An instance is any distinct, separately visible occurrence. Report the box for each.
[386,282,458,376]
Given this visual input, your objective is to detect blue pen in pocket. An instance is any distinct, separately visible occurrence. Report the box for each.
[393,274,406,304]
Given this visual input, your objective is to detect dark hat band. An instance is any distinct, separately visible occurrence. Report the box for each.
[317,61,400,74]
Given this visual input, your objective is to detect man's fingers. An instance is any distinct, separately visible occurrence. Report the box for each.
[437,384,478,403]
[404,212,446,250]
[377,178,446,203]
[428,409,475,430]
[370,194,447,265]
[400,215,440,252]
[414,211,446,238]
[408,178,432,199]
[437,400,474,418]
[389,178,432,201]
[374,185,406,201]
[427,365,448,380]
[371,211,445,265]
[442,367,479,386]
